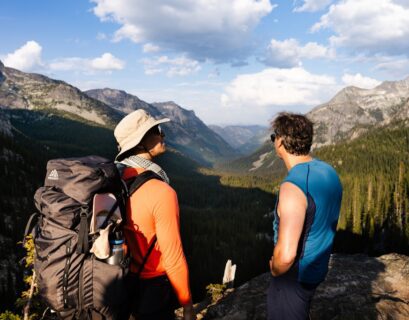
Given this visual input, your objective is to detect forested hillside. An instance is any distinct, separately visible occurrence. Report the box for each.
[315,120,409,254]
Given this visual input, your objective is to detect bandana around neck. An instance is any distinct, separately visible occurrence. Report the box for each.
[118,155,170,184]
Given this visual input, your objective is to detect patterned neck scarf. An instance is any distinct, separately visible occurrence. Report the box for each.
[118,155,170,184]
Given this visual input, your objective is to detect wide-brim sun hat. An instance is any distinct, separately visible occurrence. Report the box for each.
[114,109,170,161]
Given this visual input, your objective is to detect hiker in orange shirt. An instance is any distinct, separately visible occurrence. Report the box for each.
[114,109,195,320]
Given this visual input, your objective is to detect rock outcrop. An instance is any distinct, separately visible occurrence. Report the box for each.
[308,77,409,147]
[196,253,409,320]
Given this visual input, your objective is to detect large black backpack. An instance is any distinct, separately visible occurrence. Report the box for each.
[28,156,161,319]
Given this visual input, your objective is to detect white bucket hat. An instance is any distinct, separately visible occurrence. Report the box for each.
[114,109,170,161]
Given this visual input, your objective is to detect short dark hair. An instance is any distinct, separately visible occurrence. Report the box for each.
[271,112,313,155]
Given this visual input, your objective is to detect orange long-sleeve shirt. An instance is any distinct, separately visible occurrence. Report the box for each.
[122,167,192,306]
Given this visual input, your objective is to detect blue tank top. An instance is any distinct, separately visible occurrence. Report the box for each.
[273,158,342,284]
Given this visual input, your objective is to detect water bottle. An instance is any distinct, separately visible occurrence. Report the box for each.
[104,238,127,266]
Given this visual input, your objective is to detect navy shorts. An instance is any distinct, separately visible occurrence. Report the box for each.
[267,274,317,320]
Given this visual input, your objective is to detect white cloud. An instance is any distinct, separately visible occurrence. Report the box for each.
[264,38,334,67]
[49,53,125,72]
[221,67,338,108]
[143,43,161,53]
[374,57,409,77]
[312,0,409,56]
[142,55,201,77]
[91,53,125,70]
[294,0,332,12]
[91,0,275,62]
[342,73,381,89]
[3,41,43,71]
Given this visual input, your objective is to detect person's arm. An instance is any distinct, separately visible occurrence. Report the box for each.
[153,185,194,316]
[270,182,307,276]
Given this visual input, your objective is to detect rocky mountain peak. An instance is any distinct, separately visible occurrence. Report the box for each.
[327,86,366,104]
[308,76,409,147]
[152,101,197,122]
[154,101,195,115]
[93,88,136,101]
[0,60,4,72]
[375,77,409,94]
[85,88,160,117]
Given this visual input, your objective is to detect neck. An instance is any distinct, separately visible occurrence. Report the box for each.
[282,153,313,171]
[135,151,153,161]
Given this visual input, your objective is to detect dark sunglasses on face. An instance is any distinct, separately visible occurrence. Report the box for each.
[155,125,165,138]
[270,132,276,143]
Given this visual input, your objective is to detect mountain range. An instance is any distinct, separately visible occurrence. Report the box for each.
[224,76,409,175]
[0,60,238,166]
[85,89,238,164]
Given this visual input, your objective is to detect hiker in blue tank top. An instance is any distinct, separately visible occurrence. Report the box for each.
[267,112,342,320]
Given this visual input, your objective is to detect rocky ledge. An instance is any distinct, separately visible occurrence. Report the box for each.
[195,253,409,320]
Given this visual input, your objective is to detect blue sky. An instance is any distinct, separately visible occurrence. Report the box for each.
[1,0,409,125]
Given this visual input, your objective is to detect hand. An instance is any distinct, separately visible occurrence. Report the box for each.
[183,303,196,320]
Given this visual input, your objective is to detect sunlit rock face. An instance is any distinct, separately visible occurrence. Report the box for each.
[308,78,409,147]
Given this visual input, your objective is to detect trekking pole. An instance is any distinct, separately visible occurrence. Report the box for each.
[23,270,37,320]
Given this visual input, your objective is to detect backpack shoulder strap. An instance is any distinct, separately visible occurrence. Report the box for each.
[124,170,163,277]
[126,170,163,197]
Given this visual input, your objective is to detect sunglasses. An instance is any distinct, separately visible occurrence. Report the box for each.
[270,132,276,143]
[155,125,165,138]
[149,125,165,138]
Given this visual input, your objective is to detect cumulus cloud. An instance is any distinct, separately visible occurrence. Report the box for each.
[91,53,125,70]
[142,55,201,77]
[143,43,161,53]
[342,73,381,89]
[91,0,275,62]
[221,67,337,108]
[293,0,332,12]
[264,38,334,67]
[3,41,43,71]
[49,53,125,72]
[312,0,409,56]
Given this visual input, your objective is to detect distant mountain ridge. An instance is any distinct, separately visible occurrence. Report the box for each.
[0,61,238,166]
[86,89,239,164]
[209,124,268,155]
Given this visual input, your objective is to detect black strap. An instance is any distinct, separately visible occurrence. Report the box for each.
[63,239,72,308]
[134,236,157,278]
[23,212,39,244]
[125,170,162,277]
[127,170,162,196]
[76,207,89,254]
[99,200,120,230]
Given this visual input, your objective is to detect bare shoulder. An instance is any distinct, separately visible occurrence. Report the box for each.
[278,182,307,213]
